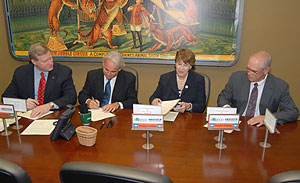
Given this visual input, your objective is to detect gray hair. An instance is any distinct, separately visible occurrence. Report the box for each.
[28,43,51,61]
[103,51,125,69]
[251,51,272,69]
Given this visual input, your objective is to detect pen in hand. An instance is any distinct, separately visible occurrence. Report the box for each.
[99,121,105,130]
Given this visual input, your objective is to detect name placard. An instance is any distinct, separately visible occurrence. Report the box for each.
[206,107,237,121]
[264,108,277,134]
[208,114,240,130]
[0,104,15,118]
[3,97,27,112]
[132,114,164,131]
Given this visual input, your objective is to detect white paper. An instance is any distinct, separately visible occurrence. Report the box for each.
[206,107,237,121]
[164,111,179,122]
[0,117,21,132]
[89,108,115,121]
[17,110,53,120]
[161,99,180,115]
[3,97,27,112]
[133,104,162,114]
[21,119,57,135]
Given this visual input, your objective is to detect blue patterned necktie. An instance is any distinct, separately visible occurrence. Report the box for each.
[101,79,111,107]
[245,83,258,117]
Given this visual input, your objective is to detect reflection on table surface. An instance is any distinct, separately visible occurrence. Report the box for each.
[0,109,299,183]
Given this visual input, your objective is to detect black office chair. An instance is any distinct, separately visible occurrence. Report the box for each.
[267,170,300,183]
[0,159,32,183]
[123,67,139,93]
[195,71,211,105]
[60,161,173,183]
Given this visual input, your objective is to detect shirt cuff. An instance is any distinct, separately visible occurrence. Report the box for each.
[118,102,124,109]
[186,103,192,111]
[53,102,59,109]
[223,104,231,108]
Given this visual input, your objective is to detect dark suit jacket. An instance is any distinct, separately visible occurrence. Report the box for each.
[149,70,206,113]
[78,69,138,109]
[2,63,77,108]
[217,71,299,125]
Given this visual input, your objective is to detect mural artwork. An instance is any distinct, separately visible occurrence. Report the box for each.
[3,0,244,66]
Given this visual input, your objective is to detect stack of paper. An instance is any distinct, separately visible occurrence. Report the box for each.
[161,99,180,115]
[21,119,57,135]
[17,111,53,120]
[89,108,115,121]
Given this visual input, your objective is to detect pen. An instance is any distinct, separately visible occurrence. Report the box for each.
[99,121,105,130]
[107,120,114,128]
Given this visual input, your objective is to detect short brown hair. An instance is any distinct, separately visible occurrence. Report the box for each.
[28,43,51,61]
[175,49,196,66]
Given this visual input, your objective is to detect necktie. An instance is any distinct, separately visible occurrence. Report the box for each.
[101,79,111,107]
[245,83,258,117]
[37,72,46,105]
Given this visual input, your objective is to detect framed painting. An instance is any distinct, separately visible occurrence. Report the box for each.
[2,0,244,66]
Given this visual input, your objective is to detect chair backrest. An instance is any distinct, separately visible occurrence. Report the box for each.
[0,159,32,183]
[267,170,300,183]
[123,67,139,93]
[60,161,173,183]
[195,71,210,105]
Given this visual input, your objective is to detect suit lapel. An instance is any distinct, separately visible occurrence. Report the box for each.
[240,73,251,114]
[181,71,192,95]
[44,65,56,101]
[111,71,122,102]
[96,70,104,101]
[170,71,179,94]
[259,74,273,113]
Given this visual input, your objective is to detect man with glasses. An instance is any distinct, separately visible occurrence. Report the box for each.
[78,51,138,113]
[218,51,299,127]
[2,43,77,118]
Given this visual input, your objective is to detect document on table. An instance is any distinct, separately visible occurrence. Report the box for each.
[164,111,179,122]
[21,119,57,135]
[161,99,180,115]
[0,117,21,132]
[89,108,115,121]
[17,110,53,120]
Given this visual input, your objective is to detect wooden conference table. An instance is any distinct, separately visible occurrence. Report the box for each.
[0,109,299,183]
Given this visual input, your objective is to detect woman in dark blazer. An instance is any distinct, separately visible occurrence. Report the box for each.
[149,49,206,113]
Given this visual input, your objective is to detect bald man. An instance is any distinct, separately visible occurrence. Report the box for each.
[218,51,299,127]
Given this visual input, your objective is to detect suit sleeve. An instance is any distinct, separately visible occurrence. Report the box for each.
[78,71,93,105]
[190,75,206,113]
[2,70,21,99]
[52,68,77,108]
[273,84,299,125]
[121,74,138,109]
[217,74,234,107]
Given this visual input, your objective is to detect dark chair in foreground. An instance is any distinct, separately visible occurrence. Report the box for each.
[0,159,32,183]
[60,161,173,183]
[267,170,300,183]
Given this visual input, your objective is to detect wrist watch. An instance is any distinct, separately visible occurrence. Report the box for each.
[49,102,54,109]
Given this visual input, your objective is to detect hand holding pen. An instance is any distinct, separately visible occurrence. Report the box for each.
[87,97,100,109]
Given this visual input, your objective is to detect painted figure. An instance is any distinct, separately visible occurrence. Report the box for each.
[127,0,154,51]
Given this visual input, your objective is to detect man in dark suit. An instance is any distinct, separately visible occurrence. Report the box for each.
[218,51,299,126]
[78,51,138,112]
[2,43,77,118]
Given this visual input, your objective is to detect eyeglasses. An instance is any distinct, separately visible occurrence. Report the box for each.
[246,67,264,74]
